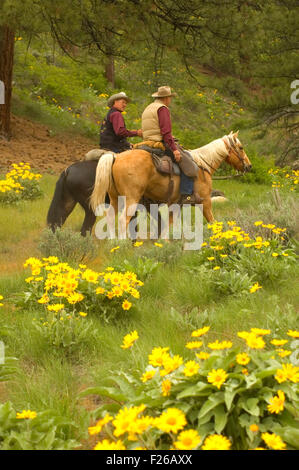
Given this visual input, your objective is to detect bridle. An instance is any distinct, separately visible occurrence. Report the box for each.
[223,135,247,171]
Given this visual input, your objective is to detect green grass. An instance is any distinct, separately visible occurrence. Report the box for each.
[1,172,298,449]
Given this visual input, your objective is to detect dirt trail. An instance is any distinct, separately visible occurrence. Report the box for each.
[0,115,97,173]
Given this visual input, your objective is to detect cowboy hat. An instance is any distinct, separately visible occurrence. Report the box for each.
[107,91,130,108]
[151,86,177,98]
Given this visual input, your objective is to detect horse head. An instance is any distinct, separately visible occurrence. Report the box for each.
[224,131,252,173]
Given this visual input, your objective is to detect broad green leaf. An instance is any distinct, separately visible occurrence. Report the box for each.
[176,381,210,399]
[214,404,228,434]
[197,392,224,420]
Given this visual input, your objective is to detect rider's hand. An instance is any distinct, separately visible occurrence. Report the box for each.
[173,150,181,162]
[137,129,143,137]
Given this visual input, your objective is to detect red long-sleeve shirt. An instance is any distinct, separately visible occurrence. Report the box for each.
[109,108,138,138]
[157,106,178,152]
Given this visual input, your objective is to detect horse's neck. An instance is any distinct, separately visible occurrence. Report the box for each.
[190,138,227,174]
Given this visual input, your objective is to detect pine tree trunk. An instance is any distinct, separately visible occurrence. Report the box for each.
[0,26,15,140]
[105,55,115,88]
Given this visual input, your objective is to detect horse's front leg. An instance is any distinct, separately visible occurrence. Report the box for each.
[202,196,214,223]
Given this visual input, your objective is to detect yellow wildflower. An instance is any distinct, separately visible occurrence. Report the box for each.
[121,330,138,349]
[202,434,231,450]
[191,326,210,337]
[267,390,285,414]
[207,369,228,389]
[94,439,126,450]
[261,432,286,450]
[16,410,37,420]
[174,429,201,450]
[183,360,200,377]
[154,408,186,434]
[161,379,171,396]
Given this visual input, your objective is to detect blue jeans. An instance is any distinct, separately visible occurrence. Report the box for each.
[180,172,194,195]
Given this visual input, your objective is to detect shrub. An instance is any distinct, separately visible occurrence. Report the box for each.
[21,256,143,323]
[38,227,97,264]
[82,327,299,450]
[0,402,79,450]
[0,163,42,205]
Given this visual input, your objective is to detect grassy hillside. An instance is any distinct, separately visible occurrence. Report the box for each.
[11,38,282,172]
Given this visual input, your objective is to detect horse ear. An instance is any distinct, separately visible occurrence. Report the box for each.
[233,130,239,139]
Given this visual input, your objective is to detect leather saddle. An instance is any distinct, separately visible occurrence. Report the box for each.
[137,145,181,176]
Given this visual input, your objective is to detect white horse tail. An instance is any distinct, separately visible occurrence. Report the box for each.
[90,153,114,213]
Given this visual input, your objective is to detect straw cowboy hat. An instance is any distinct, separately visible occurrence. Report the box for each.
[107,91,131,108]
[151,86,177,98]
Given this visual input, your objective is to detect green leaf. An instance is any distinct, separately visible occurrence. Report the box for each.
[78,386,126,403]
[240,397,260,416]
[176,381,211,399]
[214,404,228,434]
[197,392,224,420]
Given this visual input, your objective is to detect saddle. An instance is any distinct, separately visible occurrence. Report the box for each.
[134,141,199,178]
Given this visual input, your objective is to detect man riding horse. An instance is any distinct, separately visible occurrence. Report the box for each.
[141,86,201,205]
[100,92,142,153]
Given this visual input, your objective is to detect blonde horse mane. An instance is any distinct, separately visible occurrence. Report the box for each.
[190,137,228,172]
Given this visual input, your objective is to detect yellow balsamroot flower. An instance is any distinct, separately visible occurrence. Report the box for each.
[47,303,65,312]
[95,286,105,295]
[0,294,3,307]
[94,439,126,450]
[111,286,123,297]
[250,328,270,336]
[196,351,210,360]
[254,221,263,226]
[141,370,156,383]
[202,434,231,450]
[275,363,299,384]
[67,292,84,304]
[154,242,163,247]
[110,246,120,253]
[208,340,233,350]
[276,348,291,358]
[236,352,250,365]
[185,341,203,349]
[113,404,146,438]
[270,339,288,346]
[261,432,286,450]
[128,416,154,441]
[16,410,37,420]
[174,429,201,450]
[191,326,210,337]
[121,330,138,349]
[134,241,143,247]
[79,311,88,317]
[122,299,132,311]
[287,329,299,338]
[154,408,187,434]
[160,355,184,376]
[249,424,259,433]
[207,369,228,389]
[161,379,171,396]
[81,268,99,283]
[183,360,200,377]
[238,331,265,349]
[267,390,285,414]
[88,414,113,435]
[249,282,262,294]
[148,347,170,368]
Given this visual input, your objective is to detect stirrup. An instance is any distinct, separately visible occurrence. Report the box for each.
[179,194,203,205]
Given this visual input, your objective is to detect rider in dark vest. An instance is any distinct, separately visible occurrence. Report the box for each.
[100,92,142,153]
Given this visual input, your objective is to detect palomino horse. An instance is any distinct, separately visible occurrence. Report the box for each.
[89,131,252,230]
